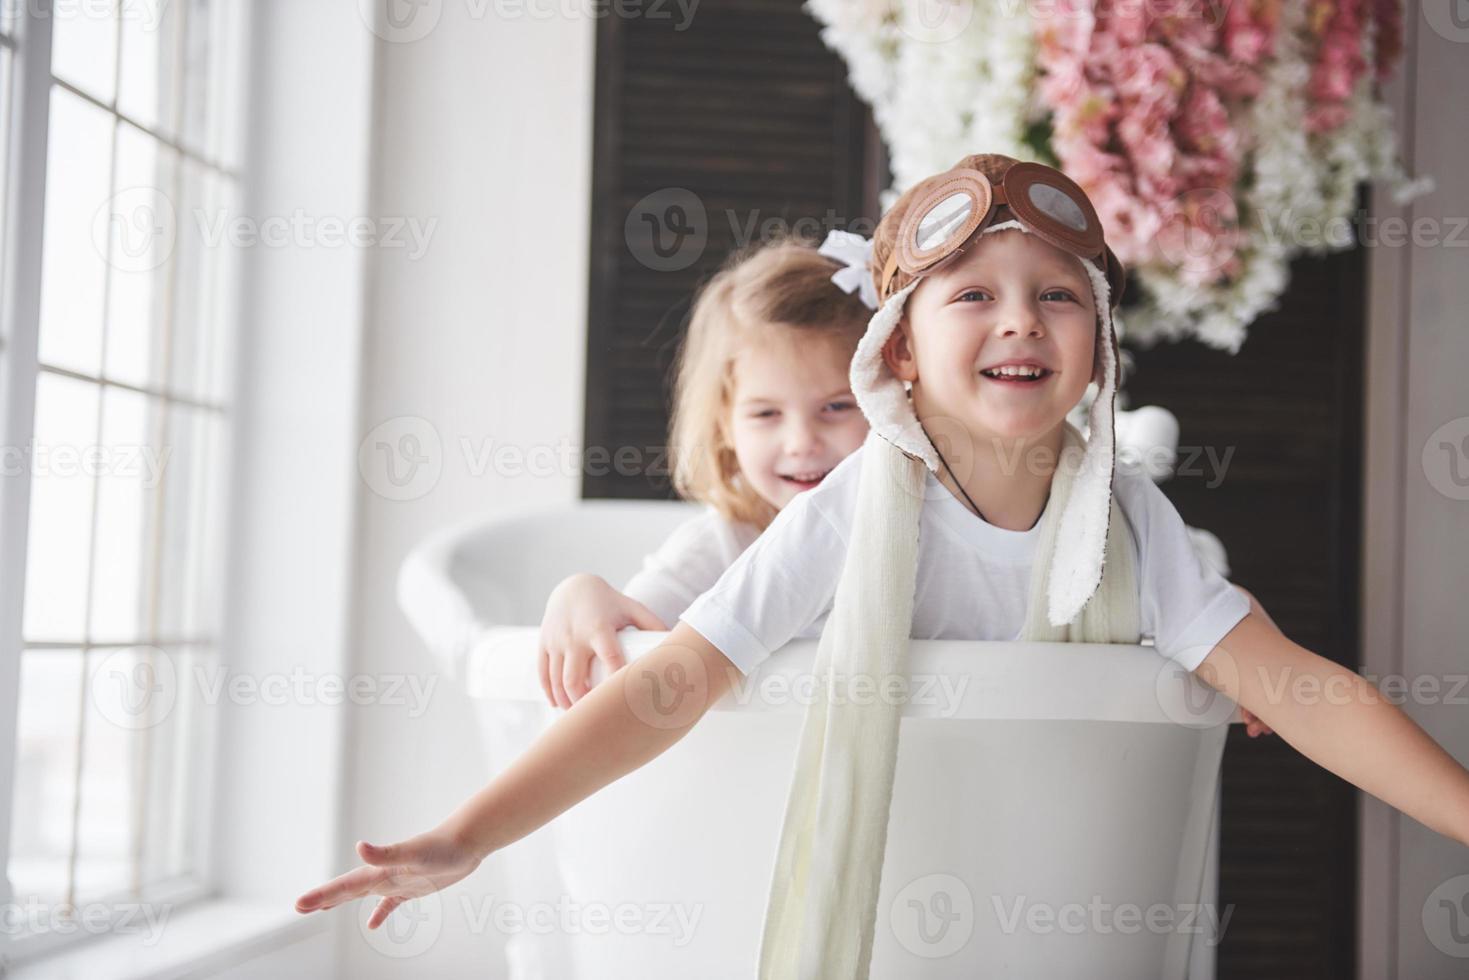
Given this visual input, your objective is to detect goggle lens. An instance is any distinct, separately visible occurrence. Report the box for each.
[914,191,975,254]
[1026,181,1089,233]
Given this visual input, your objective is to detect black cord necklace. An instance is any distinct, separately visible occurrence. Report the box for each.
[930,439,988,524]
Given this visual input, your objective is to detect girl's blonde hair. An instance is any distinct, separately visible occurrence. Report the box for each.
[668,235,871,529]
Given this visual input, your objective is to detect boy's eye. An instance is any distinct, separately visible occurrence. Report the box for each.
[1042,288,1078,303]
[825,400,855,413]
[957,289,992,303]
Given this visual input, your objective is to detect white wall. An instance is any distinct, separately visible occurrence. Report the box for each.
[1360,6,1469,979]
[339,4,595,978]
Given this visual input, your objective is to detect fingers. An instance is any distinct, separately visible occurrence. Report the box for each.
[590,629,627,676]
[623,598,669,634]
[547,649,571,709]
[537,645,555,707]
[367,896,405,930]
[562,648,592,704]
[294,863,389,913]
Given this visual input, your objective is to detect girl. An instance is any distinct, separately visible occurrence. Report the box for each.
[537,235,874,709]
[296,157,1415,943]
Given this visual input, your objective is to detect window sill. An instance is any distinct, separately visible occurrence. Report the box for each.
[5,899,329,980]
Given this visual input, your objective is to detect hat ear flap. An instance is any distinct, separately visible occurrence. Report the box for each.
[1102,245,1126,305]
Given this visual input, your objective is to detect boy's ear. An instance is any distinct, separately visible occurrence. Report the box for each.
[883,317,919,383]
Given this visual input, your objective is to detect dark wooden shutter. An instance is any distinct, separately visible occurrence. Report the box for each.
[1123,237,1365,979]
[581,0,877,499]
[583,6,1360,976]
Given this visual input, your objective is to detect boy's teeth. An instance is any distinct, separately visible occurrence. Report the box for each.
[982,365,1045,378]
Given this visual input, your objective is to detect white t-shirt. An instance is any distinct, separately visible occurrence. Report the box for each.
[679,442,1249,676]
[620,506,763,628]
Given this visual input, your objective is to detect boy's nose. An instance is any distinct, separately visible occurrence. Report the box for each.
[994,298,1046,338]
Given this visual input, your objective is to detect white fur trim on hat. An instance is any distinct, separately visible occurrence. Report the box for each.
[847,220,1120,627]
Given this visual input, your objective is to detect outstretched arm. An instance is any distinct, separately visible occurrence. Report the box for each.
[295,621,739,923]
[1196,612,1469,848]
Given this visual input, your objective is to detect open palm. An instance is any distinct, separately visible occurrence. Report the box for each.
[294,830,483,929]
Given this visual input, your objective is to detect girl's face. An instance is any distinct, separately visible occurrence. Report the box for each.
[728,329,869,511]
[885,229,1099,444]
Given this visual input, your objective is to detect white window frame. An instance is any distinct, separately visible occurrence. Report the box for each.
[0,0,242,966]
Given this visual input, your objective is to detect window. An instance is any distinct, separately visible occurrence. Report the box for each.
[1,0,247,962]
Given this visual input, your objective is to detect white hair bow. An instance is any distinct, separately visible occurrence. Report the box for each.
[818,229,879,310]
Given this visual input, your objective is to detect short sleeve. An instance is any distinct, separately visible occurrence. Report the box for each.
[1120,471,1250,672]
[620,509,755,627]
[678,488,848,676]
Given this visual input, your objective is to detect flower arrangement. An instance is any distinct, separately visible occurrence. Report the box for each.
[806,0,1429,351]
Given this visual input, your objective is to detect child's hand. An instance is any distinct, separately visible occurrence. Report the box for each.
[1241,707,1274,737]
[294,829,483,929]
[538,573,668,709]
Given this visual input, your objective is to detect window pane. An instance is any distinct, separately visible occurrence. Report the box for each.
[37,86,113,377]
[8,650,85,908]
[89,386,159,644]
[140,645,207,884]
[158,405,222,639]
[103,122,177,390]
[23,372,101,643]
[51,0,119,104]
[74,645,163,900]
[0,44,12,296]
[116,0,181,136]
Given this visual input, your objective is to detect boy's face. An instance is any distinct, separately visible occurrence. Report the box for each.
[883,229,1100,446]
[728,329,870,511]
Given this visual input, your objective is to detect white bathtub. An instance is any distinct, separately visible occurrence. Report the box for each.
[400,501,1242,979]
